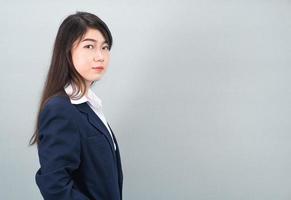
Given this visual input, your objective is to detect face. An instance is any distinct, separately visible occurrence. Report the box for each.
[71,28,110,87]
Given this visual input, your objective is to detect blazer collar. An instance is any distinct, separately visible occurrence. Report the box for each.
[75,102,117,159]
[64,83,103,111]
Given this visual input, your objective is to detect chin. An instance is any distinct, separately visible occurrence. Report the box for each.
[93,76,103,81]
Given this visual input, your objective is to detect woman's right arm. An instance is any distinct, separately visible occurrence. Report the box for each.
[35,98,89,200]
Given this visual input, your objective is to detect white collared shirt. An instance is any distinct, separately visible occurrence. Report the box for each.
[64,83,116,150]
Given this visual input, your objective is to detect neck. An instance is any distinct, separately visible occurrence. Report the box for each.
[84,81,92,97]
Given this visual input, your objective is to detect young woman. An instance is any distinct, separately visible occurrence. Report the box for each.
[29,12,123,200]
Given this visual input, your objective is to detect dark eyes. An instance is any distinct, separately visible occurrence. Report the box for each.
[84,45,94,49]
[102,46,110,50]
[84,45,109,50]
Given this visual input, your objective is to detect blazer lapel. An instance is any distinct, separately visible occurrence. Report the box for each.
[107,123,123,193]
[75,102,116,159]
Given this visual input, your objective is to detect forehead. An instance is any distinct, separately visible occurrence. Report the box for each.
[81,28,106,42]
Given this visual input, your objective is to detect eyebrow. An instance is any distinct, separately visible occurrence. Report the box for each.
[81,38,108,44]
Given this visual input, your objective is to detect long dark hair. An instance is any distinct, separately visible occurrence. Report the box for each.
[29,11,113,145]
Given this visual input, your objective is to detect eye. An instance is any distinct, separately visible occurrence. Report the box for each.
[84,44,94,49]
[102,45,110,50]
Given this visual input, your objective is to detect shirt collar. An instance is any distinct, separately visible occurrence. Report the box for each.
[64,83,103,110]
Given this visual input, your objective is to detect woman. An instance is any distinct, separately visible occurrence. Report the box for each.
[29,11,123,200]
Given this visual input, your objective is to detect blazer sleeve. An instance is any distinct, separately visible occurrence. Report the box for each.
[35,98,89,200]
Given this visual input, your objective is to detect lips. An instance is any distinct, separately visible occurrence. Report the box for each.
[92,66,104,70]
[92,66,104,72]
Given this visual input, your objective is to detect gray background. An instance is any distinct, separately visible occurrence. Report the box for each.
[0,0,290,199]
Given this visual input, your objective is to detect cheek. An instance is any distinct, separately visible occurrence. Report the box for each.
[72,52,91,73]
[104,54,110,67]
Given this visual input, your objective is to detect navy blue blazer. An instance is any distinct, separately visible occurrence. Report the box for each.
[35,94,123,200]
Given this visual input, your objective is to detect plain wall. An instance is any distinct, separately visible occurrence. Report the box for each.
[0,0,291,199]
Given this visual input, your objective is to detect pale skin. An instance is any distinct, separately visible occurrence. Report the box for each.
[71,28,110,95]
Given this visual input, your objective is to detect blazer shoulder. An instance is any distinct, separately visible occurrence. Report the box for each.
[41,95,77,119]
[45,95,71,107]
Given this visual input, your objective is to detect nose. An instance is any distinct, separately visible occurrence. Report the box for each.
[93,49,104,62]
